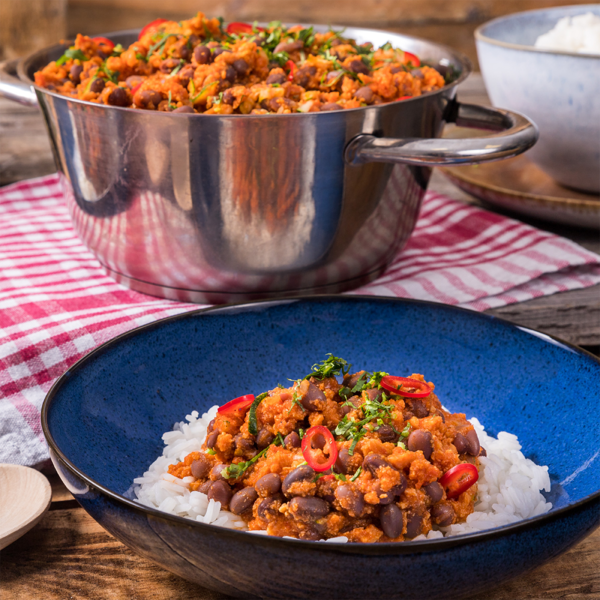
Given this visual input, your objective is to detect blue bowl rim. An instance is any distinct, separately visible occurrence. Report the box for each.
[475,4,600,59]
[41,294,600,554]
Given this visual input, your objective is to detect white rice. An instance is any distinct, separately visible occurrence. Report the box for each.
[130,407,552,542]
[534,13,600,55]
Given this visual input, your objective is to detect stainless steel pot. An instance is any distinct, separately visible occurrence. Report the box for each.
[0,26,538,303]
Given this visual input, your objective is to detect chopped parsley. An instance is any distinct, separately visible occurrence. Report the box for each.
[350,466,362,482]
[248,392,268,435]
[305,354,350,380]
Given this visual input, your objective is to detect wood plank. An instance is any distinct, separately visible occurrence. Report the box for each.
[1,505,598,599]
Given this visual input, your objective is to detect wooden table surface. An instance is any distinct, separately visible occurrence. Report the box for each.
[0,74,598,599]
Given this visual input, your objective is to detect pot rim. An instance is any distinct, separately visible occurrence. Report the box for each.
[41,294,600,555]
[475,4,600,59]
[18,24,472,118]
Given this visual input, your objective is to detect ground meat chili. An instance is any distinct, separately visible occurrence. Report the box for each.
[34,14,446,114]
[167,355,483,542]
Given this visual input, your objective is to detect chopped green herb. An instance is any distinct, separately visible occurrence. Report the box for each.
[401,423,411,438]
[305,354,350,380]
[135,52,148,62]
[207,448,216,455]
[397,441,407,450]
[289,391,305,414]
[222,446,268,479]
[56,48,87,66]
[148,33,177,56]
[350,466,362,481]
[334,473,347,482]
[111,43,125,56]
[248,392,268,435]
[298,429,305,439]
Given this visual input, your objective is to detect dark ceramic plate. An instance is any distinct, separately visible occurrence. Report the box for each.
[42,297,600,600]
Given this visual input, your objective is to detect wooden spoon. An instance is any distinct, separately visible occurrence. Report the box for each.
[0,463,52,550]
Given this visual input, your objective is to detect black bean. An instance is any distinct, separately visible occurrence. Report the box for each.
[190,454,211,479]
[282,464,315,496]
[301,381,326,412]
[207,480,232,508]
[232,58,249,76]
[466,429,480,456]
[284,431,301,449]
[266,72,286,85]
[198,480,212,494]
[289,496,329,521]
[138,89,162,108]
[90,78,105,93]
[409,399,429,419]
[355,86,374,104]
[376,486,395,505]
[172,105,195,113]
[407,430,433,460]
[376,424,399,443]
[222,89,235,105]
[424,481,444,503]
[69,64,83,84]
[206,429,219,450]
[362,453,390,476]
[392,473,408,497]
[224,66,236,83]
[320,102,342,111]
[335,485,364,517]
[334,447,350,474]
[453,432,468,454]
[342,371,366,390]
[107,87,129,107]
[431,503,454,527]
[255,473,281,497]
[234,433,256,455]
[256,428,274,449]
[257,494,283,520]
[211,464,227,480]
[230,487,258,515]
[380,504,403,538]
[194,45,211,64]
[347,58,370,75]
[405,513,422,539]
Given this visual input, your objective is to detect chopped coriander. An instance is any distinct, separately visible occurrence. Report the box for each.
[305,354,350,380]
[248,392,268,435]
[289,391,305,414]
[56,48,87,66]
[135,52,148,62]
[349,466,362,482]
[334,473,347,482]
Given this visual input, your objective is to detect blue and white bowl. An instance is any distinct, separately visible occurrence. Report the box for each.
[476,5,600,193]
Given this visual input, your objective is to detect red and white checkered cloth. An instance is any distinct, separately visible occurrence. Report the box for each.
[2,174,599,467]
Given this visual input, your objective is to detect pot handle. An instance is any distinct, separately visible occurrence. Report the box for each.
[0,59,39,107]
[345,101,538,167]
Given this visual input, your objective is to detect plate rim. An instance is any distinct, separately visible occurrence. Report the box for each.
[41,294,600,554]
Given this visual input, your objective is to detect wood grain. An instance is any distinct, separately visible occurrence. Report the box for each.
[0,501,598,600]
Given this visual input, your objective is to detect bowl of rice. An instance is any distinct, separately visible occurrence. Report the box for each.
[475,5,600,194]
[42,296,600,599]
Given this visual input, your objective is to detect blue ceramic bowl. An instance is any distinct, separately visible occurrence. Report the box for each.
[42,297,600,599]
[475,5,600,193]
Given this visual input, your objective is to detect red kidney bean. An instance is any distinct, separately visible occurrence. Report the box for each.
[194,45,211,64]
[334,447,351,474]
[466,429,480,456]
[411,68,424,79]
[320,102,342,111]
[282,464,315,496]
[190,454,211,479]
[255,473,281,497]
[424,481,444,503]
[390,65,404,74]
[125,75,143,88]
[207,419,215,434]
[392,473,408,497]
[347,58,370,75]
[289,496,329,521]
[266,71,286,85]
[405,513,422,538]
[160,58,181,73]
[342,371,365,389]
[301,381,326,411]
[435,410,446,423]
[479,446,487,457]
[230,487,258,515]
[294,65,316,88]
[206,429,219,449]
[261,97,280,112]
[234,433,256,456]
[326,70,343,88]
[408,399,429,418]
[232,58,249,76]
[362,453,390,476]
[176,45,190,60]
[138,89,162,109]
[407,430,433,460]
[431,503,455,527]
[107,87,129,107]
[222,89,235,105]
[207,480,232,508]
[376,424,399,443]
[212,47,227,58]
[380,504,403,538]
[90,78,105,93]
[257,494,283,520]
[453,432,468,454]
[198,480,212,494]
[223,66,236,83]
[355,86,374,104]
[335,485,364,517]
[284,431,301,449]
[172,105,195,113]
[364,388,384,402]
[69,64,83,84]
[274,40,304,54]
[376,485,395,505]
[256,428,274,449]
[211,464,227,480]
